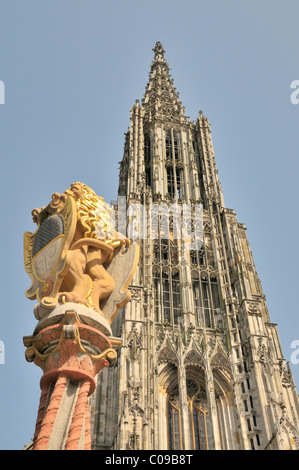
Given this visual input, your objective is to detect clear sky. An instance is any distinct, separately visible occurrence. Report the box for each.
[0,0,298,450]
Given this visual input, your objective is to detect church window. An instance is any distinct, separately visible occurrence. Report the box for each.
[165,131,172,160]
[191,273,221,329]
[153,268,182,324]
[144,133,151,163]
[144,133,151,187]
[211,277,220,310]
[167,380,213,451]
[173,133,181,160]
[152,222,181,324]
[190,250,197,265]
[202,279,212,328]
[167,166,175,199]
[164,129,184,201]
[192,279,202,325]
[172,271,181,324]
[153,272,160,321]
[176,168,183,201]
[187,382,213,450]
[168,388,182,450]
[162,271,171,322]
[199,249,205,266]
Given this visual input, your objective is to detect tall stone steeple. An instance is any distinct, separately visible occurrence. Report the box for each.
[90,43,299,451]
[142,41,187,124]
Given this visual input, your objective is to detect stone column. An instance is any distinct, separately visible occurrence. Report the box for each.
[205,365,222,449]
[178,363,192,450]
[24,306,119,450]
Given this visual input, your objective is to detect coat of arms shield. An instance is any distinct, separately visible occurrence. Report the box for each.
[24,195,77,306]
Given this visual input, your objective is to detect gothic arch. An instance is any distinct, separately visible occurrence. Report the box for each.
[157,334,179,366]
[210,343,233,404]
[210,342,231,371]
[158,363,178,393]
[183,347,205,370]
[184,364,206,392]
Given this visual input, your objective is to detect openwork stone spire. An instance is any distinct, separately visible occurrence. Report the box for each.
[142,41,187,123]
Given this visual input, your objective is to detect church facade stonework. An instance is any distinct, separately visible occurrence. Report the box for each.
[89,42,299,451]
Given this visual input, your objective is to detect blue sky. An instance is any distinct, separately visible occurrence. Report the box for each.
[0,0,298,449]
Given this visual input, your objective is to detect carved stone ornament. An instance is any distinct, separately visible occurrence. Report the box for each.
[184,348,204,368]
[127,323,141,360]
[256,339,272,371]
[210,342,231,371]
[157,334,178,365]
[247,301,261,316]
[128,287,142,303]
[279,360,293,388]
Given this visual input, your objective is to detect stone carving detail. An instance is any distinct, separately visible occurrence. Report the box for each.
[158,346,178,365]
[129,287,142,303]
[210,343,231,371]
[256,338,272,372]
[184,349,204,368]
[142,42,186,124]
[247,301,261,316]
[127,323,141,360]
[278,360,293,388]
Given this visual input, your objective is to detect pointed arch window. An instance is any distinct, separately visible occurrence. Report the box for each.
[190,236,221,328]
[173,133,180,161]
[165,130,181,161]
[189,390,213,450]
[144,133,151,187]
[153,223,181,324]
[165,131,172,160]
[164,129,184,201]
[162,271,171,322]
[191,272,221,328]
[167,166,175,199]
[153,268,181,324]
[168,387,182,450]
[175,167,183,201]
[167,379,214,450]
[186,379,214,450]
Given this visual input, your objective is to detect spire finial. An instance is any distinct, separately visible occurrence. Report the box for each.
[153,41,165,60]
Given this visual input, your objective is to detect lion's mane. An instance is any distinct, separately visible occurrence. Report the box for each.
[64,182,116,241]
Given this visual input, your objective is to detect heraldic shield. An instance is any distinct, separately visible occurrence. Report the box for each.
[24,195,77,307]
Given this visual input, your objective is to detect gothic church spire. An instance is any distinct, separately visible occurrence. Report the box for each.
[142,41,187,123]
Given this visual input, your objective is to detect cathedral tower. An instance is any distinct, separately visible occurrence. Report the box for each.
[90,42,299,451]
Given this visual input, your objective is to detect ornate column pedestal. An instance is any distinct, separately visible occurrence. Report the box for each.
[24,305,120,450]
[22,182,139,451]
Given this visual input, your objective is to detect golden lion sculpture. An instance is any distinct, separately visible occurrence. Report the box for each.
[24,182,137,323]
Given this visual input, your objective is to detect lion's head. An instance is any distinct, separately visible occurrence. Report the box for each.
[64,182,116,242]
